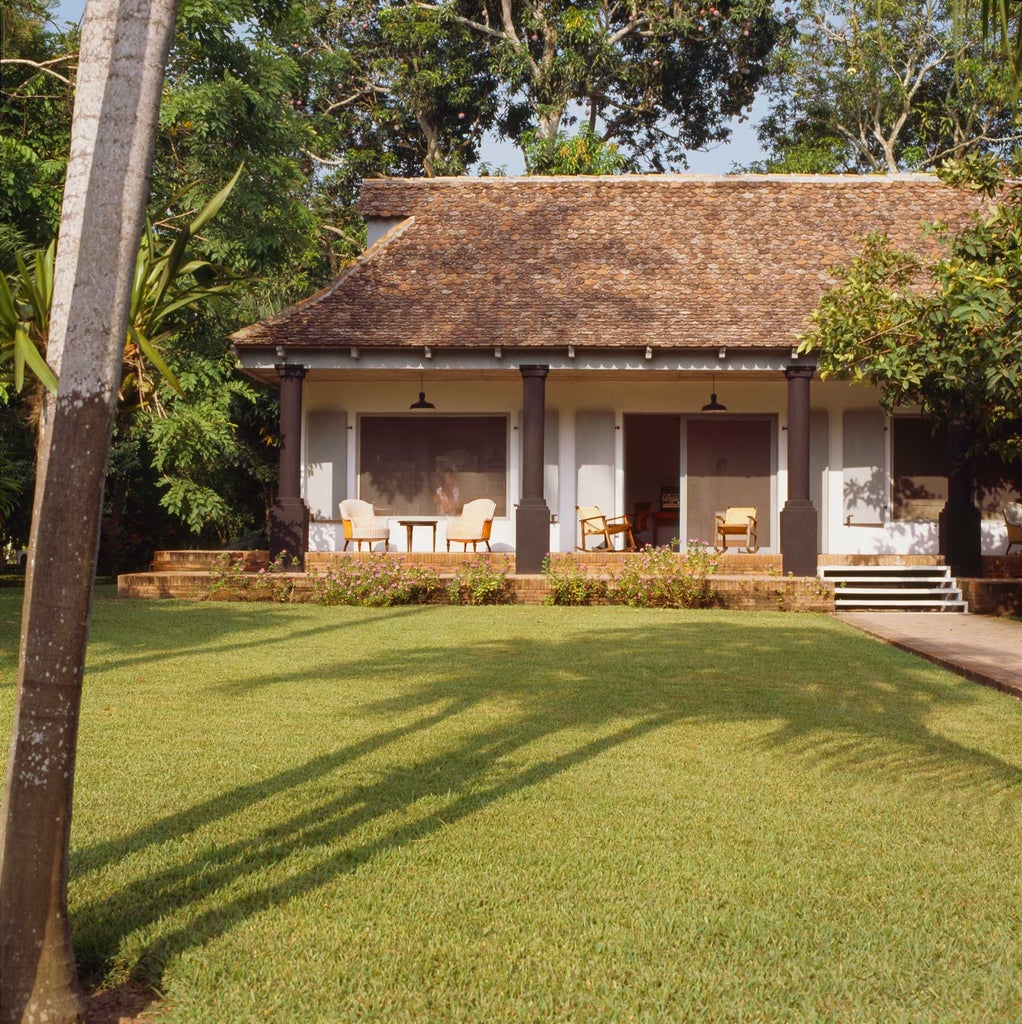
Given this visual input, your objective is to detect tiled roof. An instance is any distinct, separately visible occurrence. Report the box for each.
[230,174,984,351]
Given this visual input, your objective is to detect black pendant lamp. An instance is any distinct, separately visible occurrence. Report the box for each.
[701,375,727,412]
[409,374,435,410]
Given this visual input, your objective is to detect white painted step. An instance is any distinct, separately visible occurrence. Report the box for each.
[838,599,968,610]
[819,563,967,613]
[834,590,964,599]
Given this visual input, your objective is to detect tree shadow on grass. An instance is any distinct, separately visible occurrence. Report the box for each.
[81,601,429,675]
[69,611,1022,990]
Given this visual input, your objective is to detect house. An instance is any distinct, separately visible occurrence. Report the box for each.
[229,173,1010,573]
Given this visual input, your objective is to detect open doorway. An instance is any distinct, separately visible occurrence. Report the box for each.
[624,414,681,547]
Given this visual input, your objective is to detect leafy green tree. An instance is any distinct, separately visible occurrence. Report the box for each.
[798,175,1022,461]
[307,0,501,178]
[752,0,1021,174]
[521,125,628,173]
[0,170,274,569]
[0,1,77,259]
[416,0,783,172]
[954,0,1022,74]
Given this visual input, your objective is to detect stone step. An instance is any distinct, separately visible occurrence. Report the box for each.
[837,599,969,610]
[820,565,951,578]
[835,589,962,598]
[827,576,956,585]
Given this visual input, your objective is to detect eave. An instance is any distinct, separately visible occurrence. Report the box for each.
[231,344,815,386]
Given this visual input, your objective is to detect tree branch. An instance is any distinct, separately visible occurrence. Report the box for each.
[0,56,74,84]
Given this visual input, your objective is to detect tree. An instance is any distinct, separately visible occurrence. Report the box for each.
[415,0,783,171]
[799,181,1021,456]
[307,0,501,178]
[0,0,78,260]
[0,0,179,1019]
[0,174,273,570]
[752,0,1021,174]
[954,0,1022,74]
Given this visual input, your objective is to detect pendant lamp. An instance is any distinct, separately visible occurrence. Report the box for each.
[409,375,435,410]
[701,375,727,412]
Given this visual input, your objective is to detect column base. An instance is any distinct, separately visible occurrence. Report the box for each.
[516,499,551,574]
[269,497,309,567]
[780,501,819,578]
[939,502,982,577]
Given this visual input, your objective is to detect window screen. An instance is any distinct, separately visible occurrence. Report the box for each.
[359,416,507,516]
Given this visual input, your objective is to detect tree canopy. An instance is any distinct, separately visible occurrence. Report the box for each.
[0,0,77,261]
[955,0,1022,75]
[416,0,784,171]
[752,0,1021,173]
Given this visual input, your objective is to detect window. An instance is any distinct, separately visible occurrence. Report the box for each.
[358,416,508,516]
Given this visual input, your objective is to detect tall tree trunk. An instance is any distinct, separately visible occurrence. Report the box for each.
[0,0,178,1021]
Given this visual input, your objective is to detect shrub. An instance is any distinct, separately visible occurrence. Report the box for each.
[251,553,303,603]
[310,555,442,607]
[207,552,247,598]
[447,557,514,605]
[614,543,718,609]
[542,556,608,606]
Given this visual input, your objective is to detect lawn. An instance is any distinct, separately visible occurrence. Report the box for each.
[2,592,1022,1023]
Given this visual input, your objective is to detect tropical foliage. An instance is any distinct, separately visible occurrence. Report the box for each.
[0,0,77,258]
[0,245,58,396]
[955,0,1022,75]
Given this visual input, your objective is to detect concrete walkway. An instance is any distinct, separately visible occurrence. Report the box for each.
[835,612,1022,698]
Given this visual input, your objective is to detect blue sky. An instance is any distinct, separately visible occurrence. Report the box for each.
[55,0,765,173]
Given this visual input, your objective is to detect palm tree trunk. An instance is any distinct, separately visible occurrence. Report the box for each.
[0,0,178,1020]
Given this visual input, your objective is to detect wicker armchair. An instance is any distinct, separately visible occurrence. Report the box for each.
[446,499,496,552]
[339,499,390,551]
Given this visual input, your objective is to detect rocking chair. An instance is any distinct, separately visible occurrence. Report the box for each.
[576,506,636,552]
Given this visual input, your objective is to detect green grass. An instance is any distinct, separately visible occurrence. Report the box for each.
[2,593,1022,1023]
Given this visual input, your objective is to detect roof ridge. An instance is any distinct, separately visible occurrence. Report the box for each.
[362,172,943,186]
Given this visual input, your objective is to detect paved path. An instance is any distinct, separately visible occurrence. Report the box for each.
[835,612,1022,698]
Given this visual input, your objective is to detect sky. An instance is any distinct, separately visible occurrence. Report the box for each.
[54,0,766,174]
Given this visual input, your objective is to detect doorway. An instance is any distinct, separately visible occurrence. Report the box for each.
[624,414,774,549]
[623,415,681,547]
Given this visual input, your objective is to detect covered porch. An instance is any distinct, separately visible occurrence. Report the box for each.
[249,356,823,576]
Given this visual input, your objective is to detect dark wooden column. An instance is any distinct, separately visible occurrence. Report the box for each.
[516,364,551,573]
[269,363,309,565]
[780,365,819,577]
[938,418,981,577]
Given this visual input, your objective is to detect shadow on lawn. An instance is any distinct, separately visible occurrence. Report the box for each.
[81,600,429,676]
[69,611,1022,988]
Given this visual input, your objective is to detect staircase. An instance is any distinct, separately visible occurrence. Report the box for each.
[819,564,968,612]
